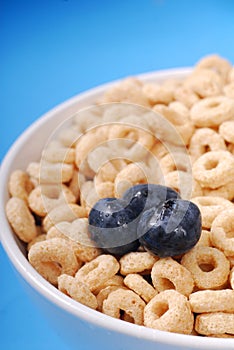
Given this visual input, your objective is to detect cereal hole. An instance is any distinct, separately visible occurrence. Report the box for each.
[159,278,175,290]
[204,159,219,170]
[198,256,217,272]
[208,101,220,108]
[152,300,169,318]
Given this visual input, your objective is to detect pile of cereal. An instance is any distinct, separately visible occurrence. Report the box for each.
[6,54,234,337]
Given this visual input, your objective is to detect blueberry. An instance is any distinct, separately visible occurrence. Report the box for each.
[88,198,139,256]
[138,198,202,257]
[123,184,180,218]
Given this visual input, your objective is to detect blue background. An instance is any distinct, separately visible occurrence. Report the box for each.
[1,1,234,349]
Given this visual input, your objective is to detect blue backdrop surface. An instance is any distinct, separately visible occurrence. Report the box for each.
[1,1,234,349]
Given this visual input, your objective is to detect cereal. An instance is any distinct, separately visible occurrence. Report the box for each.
[210,208,234,256]
[42,203,87,232]
[185,68,223,98]
[28,238,80,285]
[219,120,234,143]
[6,197,37,243]
[196,54,232,82]
[103,288,146,325]
[189,289,234,313]
[58,274,97,309]
[28,184,76,217]
[195,312,234,336]
[6,54,234,338]
[124,273,157,302]
[190,96,234,127]
[181,246,230,290]
[144,290,194,334]
[120,252,158,275]
[192,151,234,189]
[151,257,194,297]
[191,196,233,229]
[189,128,226,161]
[75,255,119,292]
[8,170,34,202]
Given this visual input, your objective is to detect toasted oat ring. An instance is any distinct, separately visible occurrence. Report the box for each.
[219,120,234,143]
[191,196,233,229]
[184,68,223,98]
[181,246,230,290]
[58,274,97,309]
[189,289,234,313]
[69,170,85,202]
[46,221,101,263]
[224,82,234,99]
[196,54,232,82]
[203,181,234,201]
[196,230,212,248]
[119,252,158,275]
[6,197,37,243]
[28,184,76,217]
[195,312,234,336]
[211,208,234,256]
[124,273,157,302]
[229,67,234,82]
[165,170,203,199]
[189,128,226,161]
[102,288,146,325]
[190,96,234,127]
[94,159,127,185]
[93,275,124,295]
[75,255,119,292]
[173,84,200,108]
[27,233,47,251]
[192,151,234,189]
[159,152,191,175]
[43,204,87,232]
[28,238,80,285]
[144,290,194,334]
[151,257,194,297]
[8,170,34,202]
[96,286,127,311]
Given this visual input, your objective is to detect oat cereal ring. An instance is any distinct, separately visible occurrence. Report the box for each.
[189,128,226,161]
[229,67,234,82]
[68,170,85,202]
[195,312,234,336]
[75,255,119,292]
[196,230,212,248]
[42,145,75,164]
[27,233,47,251]
[8,170,34,202]
[219,120,234,143]
[165,171,203,199]
[28,184,76,217]
[124,273,157,302]
[190,96,234,127]
[28,238,80,285]
[189,289,234,313]
[93,275,124,295]
[149,141,169,160]
[58,126,81,148]
[151,257,194,297]
[6,197,37,243]
[192,151,234,189]
[98,77,149,107]
[114,163,148,198]
[142,82,174,105]
[120,251,158,275]
[43,204,87,232]
[203,181,234,201]
[95,181,114,199]
[173,84,200,108]
[144,290,194,334]
[228,256,234,269]
[96,286,127,311]
[58,274,97,309]
[211,208,234,256]
[185,68,223,98]
[94,159,127,185]
[159,152,191,175]
[191,196,233,229]
[153,102,194,145]
[181,246,230,290]
[102,288,146,325]
[224,82,234,99]
[196,54,232,82]
[230,267,234,289]
[47,220,101,263]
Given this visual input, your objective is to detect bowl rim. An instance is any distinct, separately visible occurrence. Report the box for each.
[0,67,233,349]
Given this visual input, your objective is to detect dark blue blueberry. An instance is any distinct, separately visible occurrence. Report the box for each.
[123,184,180,218]
[138,198,201,257]
[88,198,139,256]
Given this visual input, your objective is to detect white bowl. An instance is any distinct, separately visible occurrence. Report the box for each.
[0,68,233,350]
